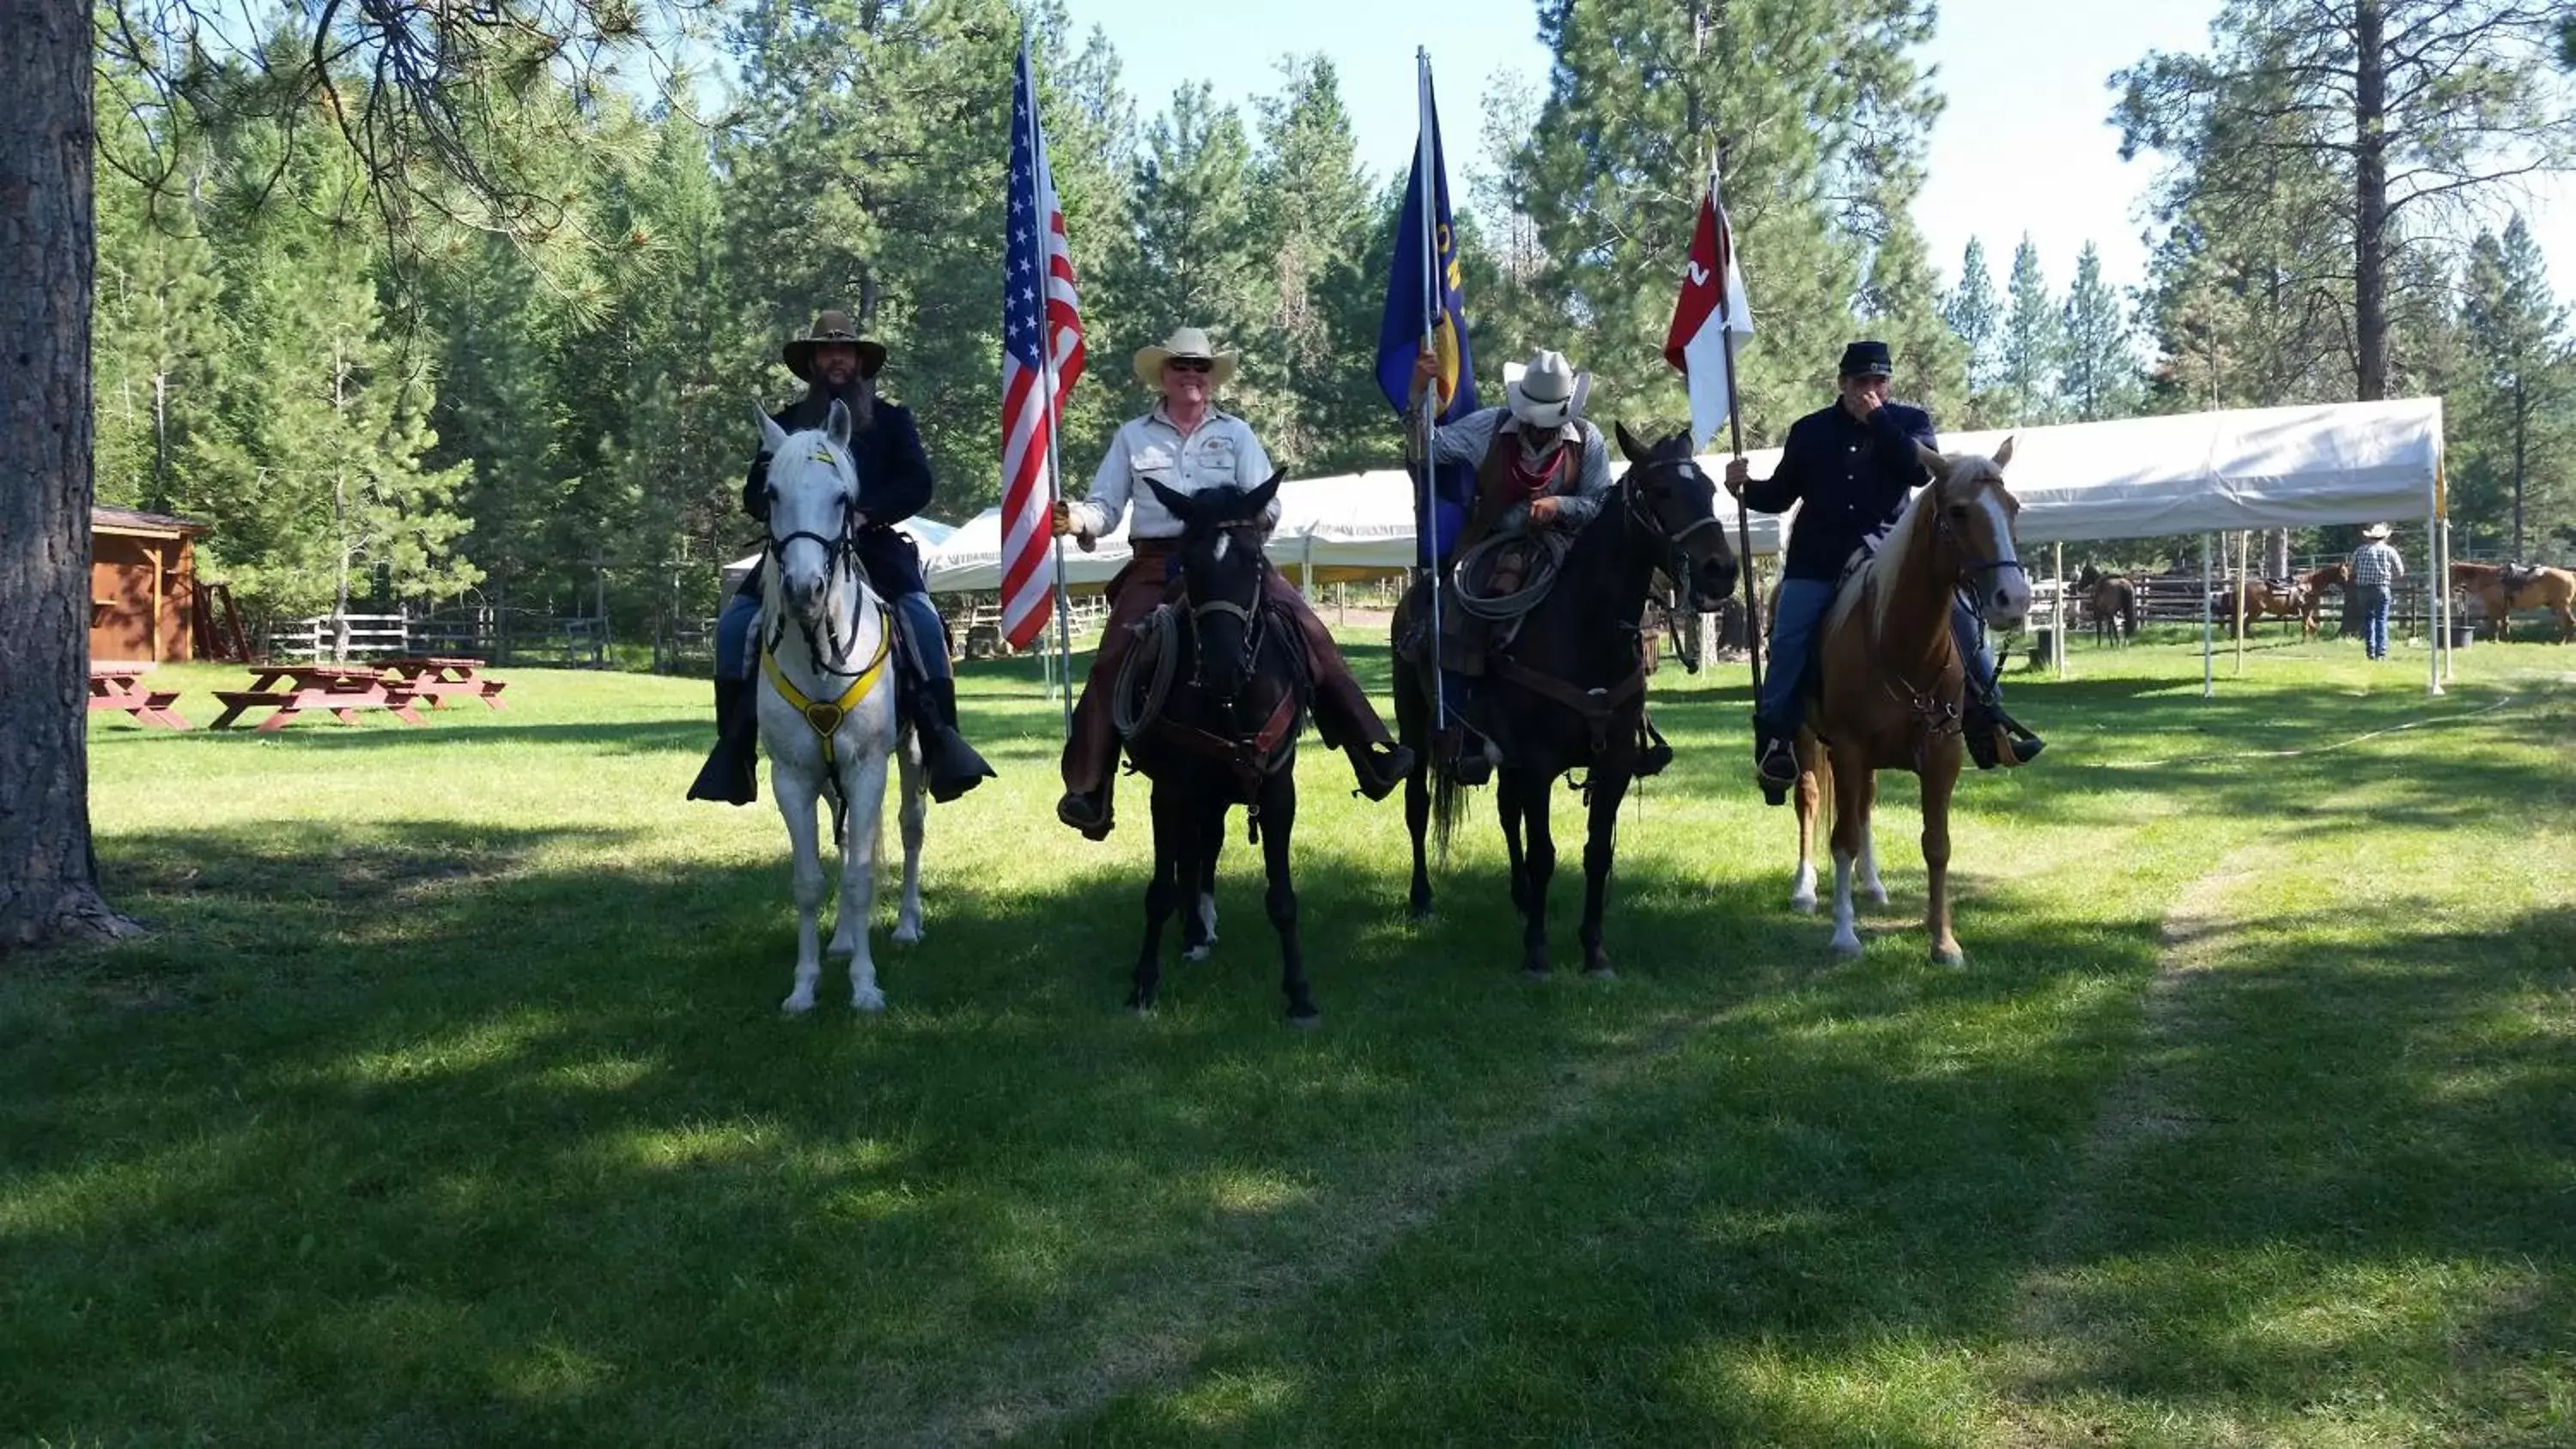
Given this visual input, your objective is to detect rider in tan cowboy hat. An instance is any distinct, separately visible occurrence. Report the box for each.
[1048,325,1414,840]
[690,310,994,808]
[1405,347,1615,783]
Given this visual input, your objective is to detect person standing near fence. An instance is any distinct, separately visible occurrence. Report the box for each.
[2350,523,2404,661]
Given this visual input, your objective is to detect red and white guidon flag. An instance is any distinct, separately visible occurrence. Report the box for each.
[1662,183,1754,449]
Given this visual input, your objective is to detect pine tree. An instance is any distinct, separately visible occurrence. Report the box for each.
[1942,238,2002,400]
[1859,213,1969,425]
[1251,57,1376,472]
[1998,237,2062,424]
[2058,243,2141,421]
[2458,216,2576,558]
[1121,82,1273,425]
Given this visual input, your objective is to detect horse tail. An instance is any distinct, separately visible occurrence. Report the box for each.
[2119,583,2138,640]
[1432,766,1465,864]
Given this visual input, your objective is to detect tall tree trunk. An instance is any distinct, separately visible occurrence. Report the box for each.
[0,0,134,949]
[2352,0,2388,402]
[2512,376,2527,558]
[2268,528,2289,580]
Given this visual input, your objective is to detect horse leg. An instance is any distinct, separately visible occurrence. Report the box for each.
[1922,746,1964,967]
[1826,752,1868,958]
[1790,732,1824,913]
[1498,773,1529,917]
[775,763,828,1015]
[1856,771,1888,906]
[1128,781,1185,1014]
[1511,769,1556,979]
[1398,664,1436,921]
[2555,601,2576,643]
[1259,771,1315,1024]
[836,754,888,1011]
[1577,767,1631,978]
[1182,795,1224,962]
[891,731,927,945]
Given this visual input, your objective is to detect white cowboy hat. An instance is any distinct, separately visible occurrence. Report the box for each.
[2360,523,2392,540]
[1505,349,1591,430]
[1133,326,1237,391]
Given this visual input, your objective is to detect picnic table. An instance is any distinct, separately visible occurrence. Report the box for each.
[210,664,424,731]
[88,664,189,730]
[372,655,508,710]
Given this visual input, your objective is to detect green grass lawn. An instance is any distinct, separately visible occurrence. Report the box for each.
[7,629,2572,1445]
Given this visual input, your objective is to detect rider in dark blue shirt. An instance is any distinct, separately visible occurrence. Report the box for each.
[1724,340,2044,803]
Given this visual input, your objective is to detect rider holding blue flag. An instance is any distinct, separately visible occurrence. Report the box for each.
[1723,340,2044,804]
[688,311,994,809]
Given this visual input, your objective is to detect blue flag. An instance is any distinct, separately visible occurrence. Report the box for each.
[1375,75,1477,563]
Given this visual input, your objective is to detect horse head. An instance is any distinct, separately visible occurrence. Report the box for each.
[1912,436,2031,632]
[1613,421,1741,612]
[1145,472,1280,704]
[756,399,861,627]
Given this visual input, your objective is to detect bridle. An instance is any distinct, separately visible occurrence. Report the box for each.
[1179,521,1272,700]
[1619,460,1731,670]
[764,443,868,674]
[1929,470,2026,619]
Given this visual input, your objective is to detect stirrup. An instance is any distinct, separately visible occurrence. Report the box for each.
[1349,742,1413,802]
[1753,742,1796,805]
[1055,788,1113,840]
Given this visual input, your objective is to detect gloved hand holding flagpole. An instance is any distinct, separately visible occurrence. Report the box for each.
[1662,153,1759,693]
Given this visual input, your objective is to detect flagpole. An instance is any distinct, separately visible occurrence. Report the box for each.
[1024,39,1076,737]
[1415,47,1448,736]
[1710,154,1762,700]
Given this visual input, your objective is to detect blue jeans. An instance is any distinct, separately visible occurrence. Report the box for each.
[2357,582,2391,658]
[717,588,951,684]
[1758,582,2000,737]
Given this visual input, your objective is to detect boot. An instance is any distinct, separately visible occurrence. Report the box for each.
[687,676,759,805]
[916,676,996,803]
[1346,741,1417,802]
[1962,697,2045,770]
[1753,723,1796,807]
[1055,778,1115,840]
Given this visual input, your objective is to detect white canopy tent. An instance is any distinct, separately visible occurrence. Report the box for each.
[901,397,2448,692]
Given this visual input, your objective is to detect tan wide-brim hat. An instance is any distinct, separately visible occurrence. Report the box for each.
[1505,349,1591,430]
[782,311,889,381]
[1133,325,1237,391]
[2360,523,2393,540]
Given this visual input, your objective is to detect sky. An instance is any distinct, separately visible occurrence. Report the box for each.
[1057,0,2576,304]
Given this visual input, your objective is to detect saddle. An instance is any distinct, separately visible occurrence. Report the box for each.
[1115,586,1309,798]
[1396,530,1574,676]
[2498,563,2545,594]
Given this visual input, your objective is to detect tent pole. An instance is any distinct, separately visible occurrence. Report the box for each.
[2201,532,2215,700]
[2439,515,2456,683]
[2427,497,2444,697]
[2233,529,2248,676]
[2052,542,2067,680]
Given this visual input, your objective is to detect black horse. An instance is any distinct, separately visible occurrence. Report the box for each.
[1392,424,1741,977]
[1118,475,1320,1023]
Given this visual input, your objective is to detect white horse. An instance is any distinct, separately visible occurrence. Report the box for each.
[754,400,927,1014]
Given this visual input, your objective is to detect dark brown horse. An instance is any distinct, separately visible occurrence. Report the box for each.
[1791,439,2027,965]
[2075,565,2137,646]
[2451,561,2576,642]
[1393,425,1740,977]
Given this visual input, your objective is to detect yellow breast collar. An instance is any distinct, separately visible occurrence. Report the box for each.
[761,624,892,766]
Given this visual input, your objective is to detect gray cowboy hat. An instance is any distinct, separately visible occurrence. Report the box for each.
[782,310,889,382]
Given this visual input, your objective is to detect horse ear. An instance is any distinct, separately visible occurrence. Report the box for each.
[1614,420,1647,463]
[757,406,789,455]
[1144,476,1194,525]
[1914,442,1948,482]
[825,398,854,450]
[1992,434,2016,470]
[1245,470,1283,517]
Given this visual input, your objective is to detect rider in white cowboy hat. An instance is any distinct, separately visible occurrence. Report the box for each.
[1406,347,1615,783]
[2349,523,2405,661]
[1048,326,1415,840]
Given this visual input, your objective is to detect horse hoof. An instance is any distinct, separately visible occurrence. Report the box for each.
[892,922,922,946]
[852,987,887,1013]
[1521,967,1552,981]
[1931,945,1965,967]
[1583,966,1617,981]
[1829,935,1863,959]
[781,992,817,1016]
[1285,1009,1322,1029]
[1182,944,1211,963]
[1868,890,1890,907]
[1789,894,1819,915]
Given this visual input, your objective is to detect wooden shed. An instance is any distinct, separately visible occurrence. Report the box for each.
[91,506,207,664]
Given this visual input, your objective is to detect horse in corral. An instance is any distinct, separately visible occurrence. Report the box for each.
[2075,564,2137,646]
[2299,562,2348,638]
[1393,424,1741,978]
[2223,575,2309,639]
[1114,475,1321,1022]
[2450,561,2576,642]
[1790,439,2030,965]
[751,400,927,1015]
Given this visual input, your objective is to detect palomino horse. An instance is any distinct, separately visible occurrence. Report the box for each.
[2223,576,2308,639]
[2299,562,2348,638]
[1394,425,1741,977]
[2451,561,2576,642]
[2075,565,2137,646]
[1115,476,1322,1022]
[753,401,927,1015]
[1791,439,2030,965]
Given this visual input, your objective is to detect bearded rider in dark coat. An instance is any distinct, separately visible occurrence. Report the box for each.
[688,311,994,806]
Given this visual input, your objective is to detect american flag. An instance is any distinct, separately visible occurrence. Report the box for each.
[999,40,1086,651]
